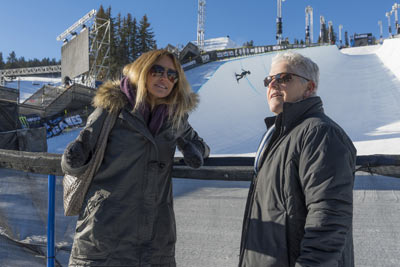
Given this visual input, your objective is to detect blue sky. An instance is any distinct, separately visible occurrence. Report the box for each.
[0,0,397,61]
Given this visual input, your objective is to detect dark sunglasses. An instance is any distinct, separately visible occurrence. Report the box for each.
[264,72,310,87]
[149,64,179,83]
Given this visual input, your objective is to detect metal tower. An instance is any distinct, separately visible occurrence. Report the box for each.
[378,20,383,43]
[386,11,393,37]
[276,0,286,44]
[339,24,343,46]
[276,0,283,44]
[197,0,206,51]
[393,3,399,34]
[328,21,333,44]
[319,16,326,43]
[305,6,313,44]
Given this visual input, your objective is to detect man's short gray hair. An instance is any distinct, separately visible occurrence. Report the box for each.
[271,52,319,92]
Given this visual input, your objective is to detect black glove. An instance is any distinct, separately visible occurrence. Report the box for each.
[64,131,91,168]
[181,141,205,169]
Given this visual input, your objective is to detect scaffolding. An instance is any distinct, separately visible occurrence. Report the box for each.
[56,9,110,88]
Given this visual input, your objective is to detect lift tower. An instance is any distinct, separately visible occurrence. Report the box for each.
[386,11,393,38]
[305,6,314,44]
[378,20,383,43]
[392,3,399,34]
[319,16,326,43]
[197,0,206,51]
[339,24,343,46]
[328,21,334,44]
[276,0,286,44]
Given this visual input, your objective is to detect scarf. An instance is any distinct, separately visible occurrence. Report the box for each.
[120,76,168,136]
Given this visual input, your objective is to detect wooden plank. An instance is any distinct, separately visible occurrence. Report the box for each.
[1,149,400,180]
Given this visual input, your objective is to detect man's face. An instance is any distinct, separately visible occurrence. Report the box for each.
[267,61,312,115]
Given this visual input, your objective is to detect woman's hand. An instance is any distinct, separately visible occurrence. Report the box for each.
[180,141,205,169]
[64,131,91,168]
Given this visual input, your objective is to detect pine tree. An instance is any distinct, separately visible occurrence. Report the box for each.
[129,17,139,61]
[120,16,130,66]
[243,40,254,47]
[0,52,5,69]
[6,51,18,68]
[105,6,120,78]
[137,15,157,56]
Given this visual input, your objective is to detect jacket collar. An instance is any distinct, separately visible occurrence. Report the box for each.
[264,96,324,131]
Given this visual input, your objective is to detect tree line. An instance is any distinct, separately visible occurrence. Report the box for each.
[0,51,60,70]
[0,5,157,80]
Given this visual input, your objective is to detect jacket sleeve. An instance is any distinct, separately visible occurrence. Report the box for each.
[176,114,210,159]
[61,107,108,176]
[296,124,356,267]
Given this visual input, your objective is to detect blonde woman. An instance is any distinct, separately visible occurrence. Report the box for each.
[62,50,210,266]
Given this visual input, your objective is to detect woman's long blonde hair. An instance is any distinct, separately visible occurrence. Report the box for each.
[122,49,198,129]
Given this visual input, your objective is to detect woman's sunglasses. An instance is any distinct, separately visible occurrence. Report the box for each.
[149,64,179,83]
[264,72,309,87]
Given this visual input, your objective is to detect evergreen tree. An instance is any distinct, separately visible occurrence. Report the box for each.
[129,16,139,61]
[0,52,5,69]
[243,40,254,47]
[6,51,18,68]
[17,56,27,68]
[106,6,120,78]
[95,5,158,78]
[137,15,157,56]
[119,15,130,66]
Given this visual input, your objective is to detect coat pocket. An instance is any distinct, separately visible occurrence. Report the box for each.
[72,189,111,260]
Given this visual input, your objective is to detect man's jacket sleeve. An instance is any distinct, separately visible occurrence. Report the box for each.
[296,124,356,266]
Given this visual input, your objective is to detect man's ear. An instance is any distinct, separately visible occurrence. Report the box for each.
[303,81,316,98]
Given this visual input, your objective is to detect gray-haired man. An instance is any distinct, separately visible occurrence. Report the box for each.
[239,52,356,267]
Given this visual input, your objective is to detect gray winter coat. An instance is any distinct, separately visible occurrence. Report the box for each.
[61,83,209,266]
[239,97,356,267]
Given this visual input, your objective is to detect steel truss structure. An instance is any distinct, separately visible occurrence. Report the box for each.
[57,9,111,88]
[197,0,206,51]
[305,6,313,44]
[0,65,61,86]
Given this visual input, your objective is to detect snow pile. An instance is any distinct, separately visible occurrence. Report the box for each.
[340,45,381,55]
[375,38,400,81]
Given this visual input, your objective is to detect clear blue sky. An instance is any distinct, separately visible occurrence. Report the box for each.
[0,0,397,61]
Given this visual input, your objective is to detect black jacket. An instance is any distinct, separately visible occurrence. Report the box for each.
[239,97,356,267]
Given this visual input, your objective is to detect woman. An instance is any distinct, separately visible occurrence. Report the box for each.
[61,49,210,266]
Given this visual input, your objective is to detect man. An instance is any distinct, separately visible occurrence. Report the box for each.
[236,69,251,83]
[239,52,356,267]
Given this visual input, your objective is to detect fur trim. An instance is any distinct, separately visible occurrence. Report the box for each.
[92,81,128,113]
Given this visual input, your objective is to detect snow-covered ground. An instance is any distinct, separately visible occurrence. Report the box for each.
[2,38,400,266]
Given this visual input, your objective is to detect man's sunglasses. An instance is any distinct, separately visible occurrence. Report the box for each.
[264,72,310,87]
[149,64,179,83]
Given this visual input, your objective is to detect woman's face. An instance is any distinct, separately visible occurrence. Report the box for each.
[146,55,178,99]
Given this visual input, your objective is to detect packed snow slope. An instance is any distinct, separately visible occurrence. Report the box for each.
[186,39,400,156]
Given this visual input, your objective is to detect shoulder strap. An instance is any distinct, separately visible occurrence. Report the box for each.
[89,110,119,177]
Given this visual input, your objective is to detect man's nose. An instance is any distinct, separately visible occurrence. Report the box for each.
[269,77,279,88]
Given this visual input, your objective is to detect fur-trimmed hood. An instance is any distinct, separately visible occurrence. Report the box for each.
[92,80,199,115]
[92,81,128,113]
